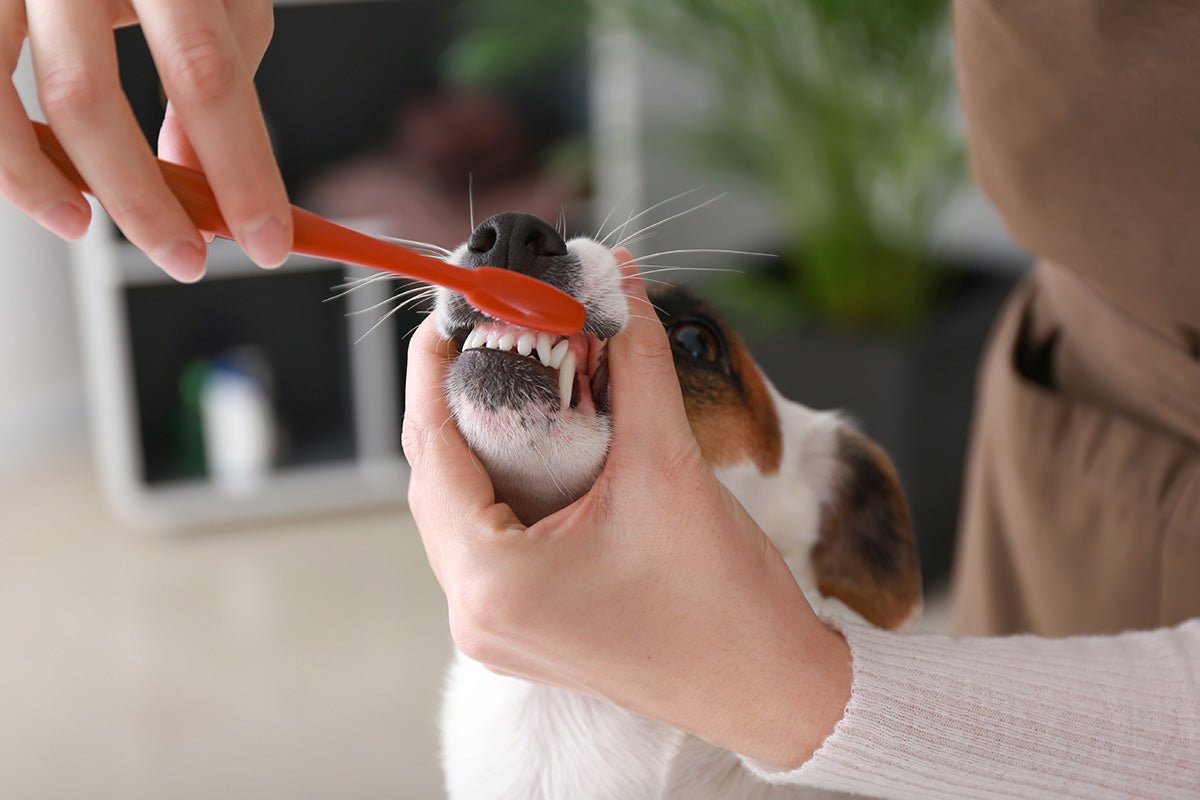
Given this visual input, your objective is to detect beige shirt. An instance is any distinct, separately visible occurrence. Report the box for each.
[949,0,1200,635]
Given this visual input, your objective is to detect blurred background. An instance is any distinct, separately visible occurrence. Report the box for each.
[0,1,1028,797]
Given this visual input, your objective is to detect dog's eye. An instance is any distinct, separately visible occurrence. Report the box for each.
[669,322,719,363]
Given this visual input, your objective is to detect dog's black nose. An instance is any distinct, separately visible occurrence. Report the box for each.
[462,212,567,279]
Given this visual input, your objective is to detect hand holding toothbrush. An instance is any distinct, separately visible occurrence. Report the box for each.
[0,0,287,281]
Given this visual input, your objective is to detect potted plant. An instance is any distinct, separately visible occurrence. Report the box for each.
[445,0,1019,584]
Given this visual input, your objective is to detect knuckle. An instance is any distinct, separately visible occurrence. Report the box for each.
[106,195,173,243]
[163,28,238,102]
[400,419,429,466]
[39,64,105,121]
[448,615,494,665]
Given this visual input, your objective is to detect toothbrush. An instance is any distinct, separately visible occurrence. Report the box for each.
[32,120,587,335]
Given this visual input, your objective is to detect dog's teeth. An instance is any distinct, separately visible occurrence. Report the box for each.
[517,332,535,357]
[498,332,516,351]
[549,339,570,369]
[485,330,501,349]
[536,334,553,366]
[558,351,577,411]
[465,329,484,350]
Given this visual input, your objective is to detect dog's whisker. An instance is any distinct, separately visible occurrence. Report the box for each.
[600,186,704,247]
[635,266,746,277]
[621,294,669,316]
[376,233,453,257]
[594,189,634,246]
[325,273,400,302]
[345,294,412,316]
[612,194,727,251]
[344,285,437,316]
[401,319,426,341]
[610,206,638,251]
[468,172,475,233]
[630,247,777,262]
[392,294,439,313]
[623,276,679,289]
[331,272,392,291]
[354,300,422,345]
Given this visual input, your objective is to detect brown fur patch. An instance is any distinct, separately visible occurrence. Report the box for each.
[812,429,921,629]
[648,286,782,474]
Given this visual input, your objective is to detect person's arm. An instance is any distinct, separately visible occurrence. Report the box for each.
[0,0,290,280]
[745,617,1200,799]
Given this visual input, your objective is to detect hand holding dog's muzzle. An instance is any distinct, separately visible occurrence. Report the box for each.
[403,255,852,771]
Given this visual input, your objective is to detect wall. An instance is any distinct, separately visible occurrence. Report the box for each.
[0,46,86,474]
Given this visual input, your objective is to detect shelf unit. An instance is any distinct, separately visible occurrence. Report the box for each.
[74,225,421,529]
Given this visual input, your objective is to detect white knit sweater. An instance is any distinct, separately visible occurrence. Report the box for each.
[745,619,1200,799]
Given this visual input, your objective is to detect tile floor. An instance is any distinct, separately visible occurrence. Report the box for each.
[0,446,949,799]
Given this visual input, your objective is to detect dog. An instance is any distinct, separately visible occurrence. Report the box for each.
[431,211,922,799]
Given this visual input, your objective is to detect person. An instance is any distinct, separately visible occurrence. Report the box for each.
[0,0,289,282]
[4,2,1197,798]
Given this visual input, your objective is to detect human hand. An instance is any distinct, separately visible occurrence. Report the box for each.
[402,254,852,769]
[1,0,290,281]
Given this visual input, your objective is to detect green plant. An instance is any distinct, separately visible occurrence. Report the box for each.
[446,0,962,329]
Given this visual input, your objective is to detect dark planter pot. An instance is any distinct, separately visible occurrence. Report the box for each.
[723,267,1020,587]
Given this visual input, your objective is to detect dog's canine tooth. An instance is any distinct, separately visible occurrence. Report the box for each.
[498,332,516,352]
[517,332,536,357]
[465,328,485,350]
[549,339,570,369]
[558,350,577,410]
[536,334,553,366]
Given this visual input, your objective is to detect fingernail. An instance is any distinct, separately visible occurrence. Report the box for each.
[153,239,207,283]
[239,215,291,269]
[35,201,90,240]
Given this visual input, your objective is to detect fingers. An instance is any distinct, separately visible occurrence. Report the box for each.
[401,316,503,533]
[157,0,272,171]
[0,17,91,240]
[133,0,291,269]
[27,0,207,281]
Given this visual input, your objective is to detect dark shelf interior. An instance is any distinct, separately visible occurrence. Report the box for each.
[124,267,357,484]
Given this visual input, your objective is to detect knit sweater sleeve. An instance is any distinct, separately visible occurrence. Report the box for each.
[742,618,1200,799]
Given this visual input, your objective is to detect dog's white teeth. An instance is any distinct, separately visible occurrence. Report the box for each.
[485,330,501,349]
[517,332,536,357]
[558,351,577,411]
[463,329,481,350]
[548,339,570,369]
[498,332,516,351]
[536,334,553,366]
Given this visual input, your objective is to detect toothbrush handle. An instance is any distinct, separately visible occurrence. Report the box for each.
[32,119,586,333]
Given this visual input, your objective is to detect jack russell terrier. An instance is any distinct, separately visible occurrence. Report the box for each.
[431,211,922,799]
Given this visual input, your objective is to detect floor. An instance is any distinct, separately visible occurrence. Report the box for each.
[0,446,950,799]
[0,446,450,800]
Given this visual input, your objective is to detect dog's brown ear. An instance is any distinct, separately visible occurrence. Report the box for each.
[812,427,921,630]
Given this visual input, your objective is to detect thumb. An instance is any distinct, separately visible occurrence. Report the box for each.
[604,249,696,461]
[401,315,505,533]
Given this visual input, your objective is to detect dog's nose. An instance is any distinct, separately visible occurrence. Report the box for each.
[462,212,567,280]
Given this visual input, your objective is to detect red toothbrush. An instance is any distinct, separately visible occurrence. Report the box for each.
[32,120,587,335]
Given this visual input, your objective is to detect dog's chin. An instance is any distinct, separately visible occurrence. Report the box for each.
[445,339,614,524]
